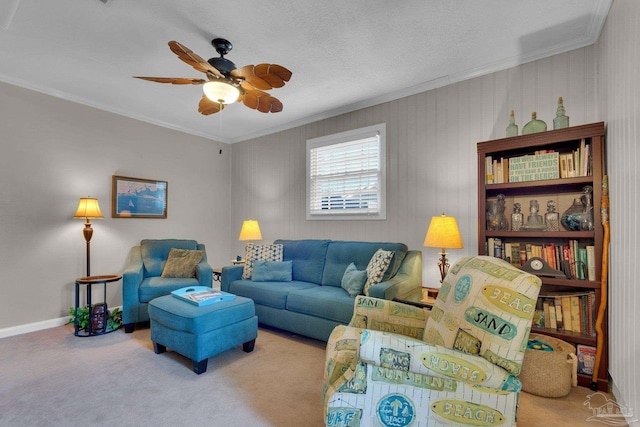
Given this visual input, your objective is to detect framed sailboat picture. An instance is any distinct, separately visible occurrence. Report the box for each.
[112,175,168,218]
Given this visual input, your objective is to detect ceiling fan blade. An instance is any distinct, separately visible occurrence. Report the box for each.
[241,89,283,113]
[232,63,292,90]
[134,76,207,85]
[198,95,225,115]
[169,41,224,78]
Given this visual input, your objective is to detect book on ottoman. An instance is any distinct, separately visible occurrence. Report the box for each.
[172,286,235,307]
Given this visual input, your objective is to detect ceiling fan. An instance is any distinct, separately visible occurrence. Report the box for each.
[134,38,292,115]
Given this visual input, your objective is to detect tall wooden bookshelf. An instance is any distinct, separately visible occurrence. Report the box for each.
[477,122,608,391]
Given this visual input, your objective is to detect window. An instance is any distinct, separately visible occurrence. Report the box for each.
[306,123,386,220]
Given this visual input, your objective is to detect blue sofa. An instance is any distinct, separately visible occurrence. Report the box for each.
[122,239,213,332]
[221,239,422,341]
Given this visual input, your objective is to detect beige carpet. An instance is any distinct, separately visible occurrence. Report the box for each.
[0,324,624,426]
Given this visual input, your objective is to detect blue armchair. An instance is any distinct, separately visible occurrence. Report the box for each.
[122,239,213,333]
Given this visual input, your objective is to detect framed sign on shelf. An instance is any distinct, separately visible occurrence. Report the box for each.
[112,175,168,218]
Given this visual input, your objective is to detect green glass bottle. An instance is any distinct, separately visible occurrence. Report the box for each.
[506,109,518,137]
[553,96,569,129]
[522,112,547,134]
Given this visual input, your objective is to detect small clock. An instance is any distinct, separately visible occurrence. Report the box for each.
[520,257,567,278]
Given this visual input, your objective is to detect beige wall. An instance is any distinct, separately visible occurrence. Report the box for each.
[0,82,231,331]
[595,0,640,420]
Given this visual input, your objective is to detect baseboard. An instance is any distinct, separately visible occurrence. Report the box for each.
[0,316,69,339]
[0,305,123,339]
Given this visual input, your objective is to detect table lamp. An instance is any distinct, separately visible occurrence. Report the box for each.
[424,213,463,283]
[239,220,262,244]
[73,197,104,277]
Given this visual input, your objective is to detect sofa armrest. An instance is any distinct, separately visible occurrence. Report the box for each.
[358,329,521,392]
[122,246,144,323]
[221,265,244,292]
[348,296,428,340]
[367,250,422,300]
[195,261,213,288]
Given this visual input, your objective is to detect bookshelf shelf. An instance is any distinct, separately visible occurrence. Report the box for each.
[477,122,608,392]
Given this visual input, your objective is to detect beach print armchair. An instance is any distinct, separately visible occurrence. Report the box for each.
[323,255,542,427]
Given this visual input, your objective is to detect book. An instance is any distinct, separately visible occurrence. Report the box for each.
[586,245,596,281]
[570,295,582,333]
[577,344,597,375]
[554,297,564,330]
[172,286,236,307]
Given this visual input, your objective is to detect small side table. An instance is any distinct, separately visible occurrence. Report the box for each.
[74,274,122,337]
[393,287,438,309]
[213,268,222,282]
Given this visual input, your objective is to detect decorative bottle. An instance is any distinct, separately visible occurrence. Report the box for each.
[553,97,569,129]
[581,185,594,231]
[522,112,547,135]
[511,202,523,231]
[544,200,560,231]
[506,110,518,137]
[561,198,586,231]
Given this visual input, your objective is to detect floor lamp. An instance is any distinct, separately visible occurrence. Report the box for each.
[73,197,104,277]
[424,213,464,283]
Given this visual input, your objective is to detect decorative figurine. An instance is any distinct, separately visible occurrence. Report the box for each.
[91,303,108,333]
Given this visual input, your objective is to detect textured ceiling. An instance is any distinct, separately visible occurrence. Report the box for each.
[0,0,611,143]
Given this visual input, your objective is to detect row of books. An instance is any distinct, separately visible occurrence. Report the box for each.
[485,140,592,184]
[533,291,597,336]
[487,238,596,281]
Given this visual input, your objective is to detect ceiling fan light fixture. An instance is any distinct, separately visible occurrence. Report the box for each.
[203,80,240,104]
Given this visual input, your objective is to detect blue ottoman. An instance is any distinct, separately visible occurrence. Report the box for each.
[148,294,258,374]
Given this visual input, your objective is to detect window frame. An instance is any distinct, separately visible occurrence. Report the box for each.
[306,123,386,220]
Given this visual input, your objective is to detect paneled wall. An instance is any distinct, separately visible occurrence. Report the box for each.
[230,47,597,286]
[595,0,640,420]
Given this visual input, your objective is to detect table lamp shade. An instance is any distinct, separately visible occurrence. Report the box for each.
[239,220,262,241]
[424,214,463,249]
[73,197,104,219]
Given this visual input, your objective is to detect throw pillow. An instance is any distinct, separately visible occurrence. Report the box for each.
[341,263,368,297]
[252,260,293,282]
[161,248,204,278]
[363,248,394,296]
[242,243,284,279]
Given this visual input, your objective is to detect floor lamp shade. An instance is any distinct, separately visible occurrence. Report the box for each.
[73,197,104,276]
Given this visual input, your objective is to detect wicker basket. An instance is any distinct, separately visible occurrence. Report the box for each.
[519,333,577,397]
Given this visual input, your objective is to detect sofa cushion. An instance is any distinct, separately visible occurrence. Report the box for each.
[363,248,394,296]
[286,286,355,324]
[228,279,316,309]
[140,239,198,277]
[252,260,293,282]
[275,239,330,284]
[321,241,408,287]
[242,243,284,279]
[138,276,200,303]
[341,263,367,296]
[423,256,542,376]
[161,248,204,278]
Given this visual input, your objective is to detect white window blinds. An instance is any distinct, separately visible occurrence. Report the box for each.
[306,123,386,220]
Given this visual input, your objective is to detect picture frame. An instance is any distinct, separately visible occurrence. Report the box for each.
[112,175,168,218]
